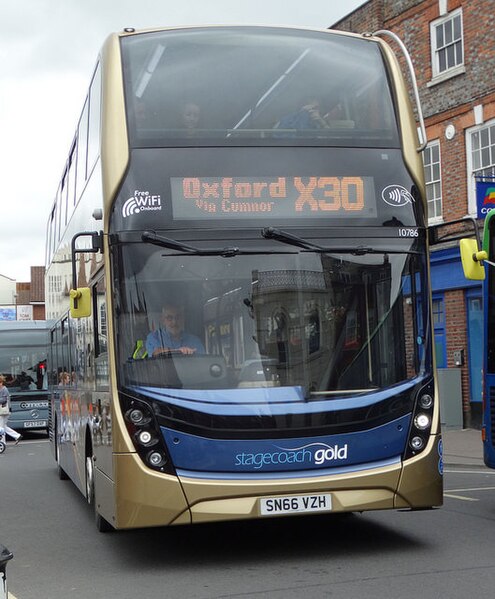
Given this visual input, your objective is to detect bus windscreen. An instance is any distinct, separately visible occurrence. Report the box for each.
[121,27,399,148]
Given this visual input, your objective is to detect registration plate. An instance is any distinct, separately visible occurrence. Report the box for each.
[24,420,47,428]
[260,493,332,516]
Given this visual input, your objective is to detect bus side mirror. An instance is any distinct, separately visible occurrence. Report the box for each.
[460,238,486,281]
[70,288,92,318]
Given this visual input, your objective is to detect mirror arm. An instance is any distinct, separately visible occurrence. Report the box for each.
[70,231,104,306]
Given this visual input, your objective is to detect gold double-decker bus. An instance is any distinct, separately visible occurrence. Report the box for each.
[46,25,442,531]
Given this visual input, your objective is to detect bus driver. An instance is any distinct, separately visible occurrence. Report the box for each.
[145,303,205,357]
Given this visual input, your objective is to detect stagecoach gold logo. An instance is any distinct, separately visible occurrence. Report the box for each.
[122,190,162,218]
[234,442,349,470]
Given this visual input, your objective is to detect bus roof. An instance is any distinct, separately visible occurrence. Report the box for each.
[0,320,50,331]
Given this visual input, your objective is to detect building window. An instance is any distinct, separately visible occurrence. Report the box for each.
[424,141,442,221]
[471,123,495,177]
[48,275,62,294]
[467,119,495,214]
[430,9,463,80]
[432,298,444,327]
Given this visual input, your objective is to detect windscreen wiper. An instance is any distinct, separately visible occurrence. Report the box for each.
[142,231,198,253]
[142,230,296,257]
[261,227,420,255]
[261,227,325,251]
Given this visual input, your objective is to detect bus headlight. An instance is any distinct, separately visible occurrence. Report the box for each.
[147,451,167,468]
[414,413,430,430]
[127,409,145,424]
[405,382,435,460]
[137,430,153,445]
[419,394,433,409]
[410,436,425,451]
[125,407,152,427]
[120,394,175,475]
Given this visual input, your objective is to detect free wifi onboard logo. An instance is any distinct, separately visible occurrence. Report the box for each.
[122,190,162,218]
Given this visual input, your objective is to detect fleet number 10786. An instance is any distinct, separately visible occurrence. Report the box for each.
[398,228,419,237]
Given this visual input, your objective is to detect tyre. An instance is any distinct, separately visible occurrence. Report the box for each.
[85,453,114,533]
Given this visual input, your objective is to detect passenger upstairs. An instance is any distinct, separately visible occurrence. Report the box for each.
[145,303,205,357]
[275,97,329,131]
[181,102,200,134]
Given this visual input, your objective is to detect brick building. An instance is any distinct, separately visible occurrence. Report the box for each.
[0,267,46,321]
[16,266,46,320]
[333,0,495,427]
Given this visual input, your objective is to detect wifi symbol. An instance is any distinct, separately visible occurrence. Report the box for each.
[122,197,140,218]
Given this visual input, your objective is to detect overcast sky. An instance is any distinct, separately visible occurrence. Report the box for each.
[0,0,365,282]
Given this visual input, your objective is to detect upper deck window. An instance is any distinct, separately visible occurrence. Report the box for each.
[121,27,399,148]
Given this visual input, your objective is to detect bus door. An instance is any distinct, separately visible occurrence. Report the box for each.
[54,318,72,442]
[90,274,112,476]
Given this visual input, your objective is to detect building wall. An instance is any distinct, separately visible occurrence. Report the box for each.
[333,0,495,427]
[0,268,45,321]
[30,267,45,303]
[16,268,46,321]
[0,274,16,305]
[444,288,469,392]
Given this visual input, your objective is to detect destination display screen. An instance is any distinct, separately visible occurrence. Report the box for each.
[170,176,376,220]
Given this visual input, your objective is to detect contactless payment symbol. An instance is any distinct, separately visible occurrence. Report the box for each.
[381,185,415,207]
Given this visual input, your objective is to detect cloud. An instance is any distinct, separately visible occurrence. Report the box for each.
[0,70,87,280]
[0,0,363,281]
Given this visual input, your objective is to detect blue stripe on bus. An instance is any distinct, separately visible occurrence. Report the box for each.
[161,414,410,473]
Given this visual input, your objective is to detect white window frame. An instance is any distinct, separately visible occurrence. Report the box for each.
[429,8,464,85]
[466,118,495,215]
[424,140,443,223]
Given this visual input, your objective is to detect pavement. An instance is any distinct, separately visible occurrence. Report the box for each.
[442,427,486,468]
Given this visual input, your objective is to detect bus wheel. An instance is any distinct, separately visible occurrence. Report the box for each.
[85,454,113,533]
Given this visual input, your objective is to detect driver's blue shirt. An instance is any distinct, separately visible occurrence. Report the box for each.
[145,328,205,356]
